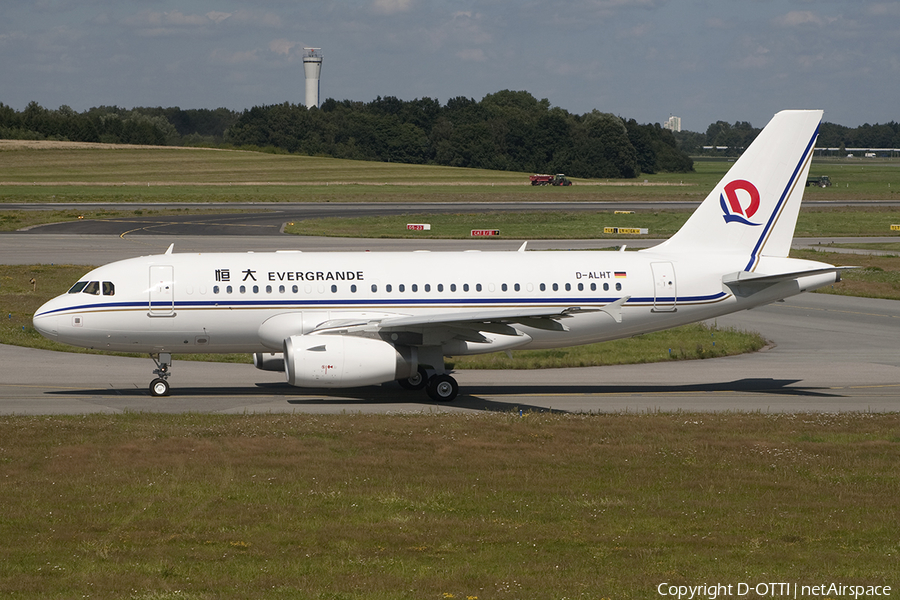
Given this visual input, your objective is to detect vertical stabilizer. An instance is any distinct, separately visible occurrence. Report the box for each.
[650,110,822,271]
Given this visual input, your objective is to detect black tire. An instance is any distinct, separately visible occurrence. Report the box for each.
[150,378,170,397]
[426,374,459,402]
[398,366,429,390]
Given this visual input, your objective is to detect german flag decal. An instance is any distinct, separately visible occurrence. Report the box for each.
[615,271,627,278]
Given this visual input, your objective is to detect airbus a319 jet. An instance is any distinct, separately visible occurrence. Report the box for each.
[33,110,845,402]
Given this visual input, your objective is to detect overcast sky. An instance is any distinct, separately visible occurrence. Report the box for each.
[2,0,897,131]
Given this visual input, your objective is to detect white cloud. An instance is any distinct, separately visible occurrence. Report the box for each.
[207,12,232,25]
[776,11,823,27]
[372,0,415,15]
[735,44,771,70]
[269,39,299,56]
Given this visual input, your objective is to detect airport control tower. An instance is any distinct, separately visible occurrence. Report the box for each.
[303,48,323,109]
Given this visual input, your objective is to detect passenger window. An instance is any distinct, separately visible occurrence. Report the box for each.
[371,284,378,293]
[552,283,559,292]
[265,285,272,293]
[565,283,571,291]
[213,285,220,294]
[331,285,337,293]
[399,284,405,293]
[240,285,246,294]
[292,285,299,293]
[424,284,430,292]
[603,283,609,291]
[279,285,285,293]
[501,284,508,292]
[83,281,101,295]
[227,285,233,294]
[540,283,546,291]
[253,285,259,294]
[437,284,444,292]
[616,282,622,291]
[450,284,457,292]
[68,281,88,294]
[386,284,392,292]
[578,283,583,291]
[411,284,418,292]
[514,283,520,292]
[590,283,596,291]
[463,284,470,292]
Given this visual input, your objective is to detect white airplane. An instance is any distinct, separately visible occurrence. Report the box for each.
[33,109,845,401]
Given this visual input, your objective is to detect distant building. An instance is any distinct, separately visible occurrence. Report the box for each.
[664,115,682,132]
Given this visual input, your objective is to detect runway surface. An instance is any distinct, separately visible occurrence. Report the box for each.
[2,293,898,415]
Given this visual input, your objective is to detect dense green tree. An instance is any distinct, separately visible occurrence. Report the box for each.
[0,96,708,177]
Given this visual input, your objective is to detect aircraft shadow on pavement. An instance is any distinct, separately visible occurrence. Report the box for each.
[47,377,840,413]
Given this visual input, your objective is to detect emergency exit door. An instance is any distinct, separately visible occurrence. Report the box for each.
[651,262,677,312]
[149,265,175,316]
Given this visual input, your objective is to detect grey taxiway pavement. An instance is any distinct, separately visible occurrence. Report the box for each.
[2,213,898,414]
[2,292,898,415]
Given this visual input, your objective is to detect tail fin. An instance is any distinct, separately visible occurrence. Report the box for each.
[651,110,822,270]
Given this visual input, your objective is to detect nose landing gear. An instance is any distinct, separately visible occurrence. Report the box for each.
[149,352,172,397]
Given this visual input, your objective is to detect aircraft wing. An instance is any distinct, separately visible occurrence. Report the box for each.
[312,297,632,335]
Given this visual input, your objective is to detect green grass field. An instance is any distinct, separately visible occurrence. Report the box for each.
[1,142,899,600]
[2,142,899,204]
[281,208,900,240]
[0,412,897,599]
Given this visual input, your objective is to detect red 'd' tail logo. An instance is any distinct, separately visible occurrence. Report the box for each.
[720,179,761,226]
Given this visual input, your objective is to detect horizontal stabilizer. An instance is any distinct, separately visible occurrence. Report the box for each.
[723,267,853,296]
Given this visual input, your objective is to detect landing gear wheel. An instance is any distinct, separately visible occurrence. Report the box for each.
[398,366,429,390]
[426,374,459,402]
[150,377,170,397]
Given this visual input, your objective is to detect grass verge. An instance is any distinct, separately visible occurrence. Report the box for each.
[449,322,765,369]
[2,143,899,203]
[0,412,897,599]
[790,249,900,300]
[282,208,900,240]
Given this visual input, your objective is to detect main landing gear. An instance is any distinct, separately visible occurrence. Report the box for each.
[397,366,460,402]
[149,352,172,397]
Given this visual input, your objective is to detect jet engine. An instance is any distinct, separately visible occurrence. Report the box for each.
[253,352,285,372]
[283,335,416,388]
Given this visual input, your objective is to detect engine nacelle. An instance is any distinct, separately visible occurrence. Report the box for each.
[283,335,415,388]
[253,352,285,372]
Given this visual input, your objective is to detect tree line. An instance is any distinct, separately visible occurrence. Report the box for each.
[0,92,689,178]
[3,94,898,177]
[0,101,238,147]
[213,90,694,178]
[674,119,900,156]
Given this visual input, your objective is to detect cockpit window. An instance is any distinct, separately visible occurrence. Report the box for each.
[67,281,88,294]
[102,282,115,296]
[82,281,101,295]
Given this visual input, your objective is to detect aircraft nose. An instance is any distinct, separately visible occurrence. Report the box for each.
[33,309,58,339]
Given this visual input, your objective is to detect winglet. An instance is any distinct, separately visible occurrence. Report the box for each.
[165,243,174,255]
